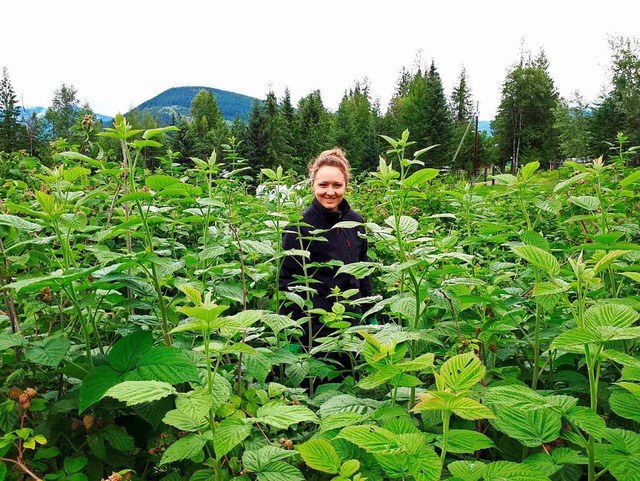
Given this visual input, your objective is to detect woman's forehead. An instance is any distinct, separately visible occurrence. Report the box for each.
[314,166,346,182]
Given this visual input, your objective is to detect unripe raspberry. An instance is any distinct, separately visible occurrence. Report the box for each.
[71,419,81,431]
[108,473,123,481]
[24,388,37,399]
[283,439,293,449]
[83,415,95,431]
[8,387,22,401]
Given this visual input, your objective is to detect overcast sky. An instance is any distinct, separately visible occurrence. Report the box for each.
[4,1,639,121]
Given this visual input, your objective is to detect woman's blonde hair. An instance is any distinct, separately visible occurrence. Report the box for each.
[308,148,351,184]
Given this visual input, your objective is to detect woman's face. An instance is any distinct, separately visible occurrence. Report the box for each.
[312,166,346,212]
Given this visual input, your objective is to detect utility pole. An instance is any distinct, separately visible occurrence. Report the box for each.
[473,102,479,177]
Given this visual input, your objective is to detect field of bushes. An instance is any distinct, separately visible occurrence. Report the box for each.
[1,118,639,481]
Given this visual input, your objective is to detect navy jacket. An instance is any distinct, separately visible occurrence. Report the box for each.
[279,197,372,324]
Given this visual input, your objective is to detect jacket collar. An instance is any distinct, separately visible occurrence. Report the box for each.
[311,197,350,221]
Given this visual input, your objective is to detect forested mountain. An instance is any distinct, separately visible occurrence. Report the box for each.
[129,86,259,125]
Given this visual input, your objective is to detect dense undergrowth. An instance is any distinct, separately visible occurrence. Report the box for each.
[1,118,640,481]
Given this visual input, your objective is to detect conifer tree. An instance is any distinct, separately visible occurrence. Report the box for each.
[424,61,454,167]
[492,48,560,172]
[292,90,333,171]
[0,67,25,153]
[332,80,379,174]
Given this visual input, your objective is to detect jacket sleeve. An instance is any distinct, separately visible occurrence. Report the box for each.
[278,227,305,319]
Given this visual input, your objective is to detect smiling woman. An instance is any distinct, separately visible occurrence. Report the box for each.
[279,148,372,360]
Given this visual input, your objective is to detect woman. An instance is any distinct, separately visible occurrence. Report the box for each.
[279,148,372,352]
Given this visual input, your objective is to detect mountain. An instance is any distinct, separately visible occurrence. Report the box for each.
[478,120,492,134]
[128,86,260,126]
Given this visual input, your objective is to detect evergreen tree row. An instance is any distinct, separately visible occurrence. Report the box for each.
[2,37,640,179]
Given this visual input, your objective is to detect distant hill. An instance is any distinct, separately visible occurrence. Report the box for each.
[128,86,260,126]
[20,106,114,125]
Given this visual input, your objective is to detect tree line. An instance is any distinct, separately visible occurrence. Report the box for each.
[2,36,640,180]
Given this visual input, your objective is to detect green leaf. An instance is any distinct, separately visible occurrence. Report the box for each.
[584,303,639,329]
[592,249,628,274]
[160,433,206,465]
[213,419,252,458]
[104,381,176,406]
[242,446,297,472]
[522,230,549,250]
[145,174,182,190]
[569,195,601,211]
[133,347,200,383]
[254,462,304,481]
[357,365,403,390]
[564,406,606,440]
[108,330,153,372]
[402,168,439,188]
[519,161,540,180]
[340,459,360,477]
[550,328,601,348]
[491,405,562,447]
[0,214,43,232]
[336,425,400,454]
[439,429,495,453]
[511,244,560,276]
[385,215,418,235]
[102,425,134,451]
[62,166,91,182]
[553,172,589,192]
[336,261,378,279]
[64,456,88,474]
[25,336,70,367]
[163,409,208,432]
[79,365,123,413]
[240,240,275,256]
[620,169,640,187]
[448,460,486,481]
[253,402,319,429]
[296,439,341,474]
[0,333,26,351]
[483,461,550,480]
[439,352,485,391]
[609,389,640,423]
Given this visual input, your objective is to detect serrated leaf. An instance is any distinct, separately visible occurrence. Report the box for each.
[550,328,601,348]
[569,195,601,211]
[102,425,134,451]
[337,425,400,454]
[448,460,486,481]
[336,261,378,279]
[620,169,640,187]
[491,405,562,447]
[159,433,205,465]
[134,347,200,383]
[0,214,43,232]
[483,460,550,480]
[79,366,123,413]
[175,387,215,422]
[242,446,297,472]
[440,352,485,391]
[564,406,606,439]
[25,336,70,367]
[213,419,252,458]
[104,381,176,406]
[145,174,182,190]
[609,389,640,423]
[402,168,439,188]
[511,244,560,276]
[254,462,304,481]
[385,215,418,235]
[296,439,341,474]
[253,402,318,429]
[584,303,638,329]
[439,429,495,453]
[108,330,153,372]
[240,240,275,256]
